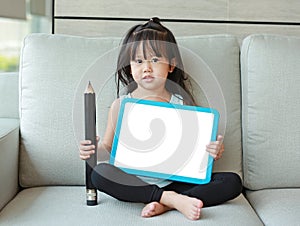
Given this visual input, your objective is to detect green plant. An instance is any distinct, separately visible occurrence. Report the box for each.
[0,55,19,72]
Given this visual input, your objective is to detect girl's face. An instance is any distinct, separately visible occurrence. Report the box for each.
[130,43,175,92]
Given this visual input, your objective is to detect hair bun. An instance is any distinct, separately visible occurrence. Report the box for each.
[150,17,161,24]
[133,17,164,33]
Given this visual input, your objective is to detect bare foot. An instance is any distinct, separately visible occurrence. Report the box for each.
[160,191,203,220]
[141,201,170,218]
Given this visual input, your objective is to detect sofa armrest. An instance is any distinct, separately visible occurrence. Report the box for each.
[0,119,19,211]
[0,72,19,119]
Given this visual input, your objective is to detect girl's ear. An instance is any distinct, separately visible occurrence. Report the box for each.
[169,58,176,73]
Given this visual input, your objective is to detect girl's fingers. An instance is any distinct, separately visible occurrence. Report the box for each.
[80,144,95,151]
[79,149,95,160]
[80,154,89,160]
[79,139,97,161]
[80,149,95,155]
[217,135,223,142]
[80,154,91,160]
[206,143,220,153]
[206,135,224,160]
[81,137,100,143]
[215,144,225,160]
[206,146,218,158]
[80,140,92,145]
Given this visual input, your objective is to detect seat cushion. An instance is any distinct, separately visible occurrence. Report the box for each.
[0,186,263,226]
[246,189,300,226]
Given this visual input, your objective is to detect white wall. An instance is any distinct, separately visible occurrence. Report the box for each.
[53,0,300,41]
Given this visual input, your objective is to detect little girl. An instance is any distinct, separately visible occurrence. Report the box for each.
[79,17,242,220]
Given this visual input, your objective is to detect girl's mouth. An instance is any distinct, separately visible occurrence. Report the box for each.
[142,75,155,82]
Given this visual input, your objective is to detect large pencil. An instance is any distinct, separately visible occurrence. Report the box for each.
[84,81,98,206]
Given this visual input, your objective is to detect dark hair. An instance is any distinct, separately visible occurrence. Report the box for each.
[116,17,195,105]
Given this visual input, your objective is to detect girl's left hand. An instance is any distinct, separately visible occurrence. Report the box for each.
[206,135,224,161]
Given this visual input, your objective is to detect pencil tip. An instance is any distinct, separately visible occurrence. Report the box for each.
[85,81,95,94]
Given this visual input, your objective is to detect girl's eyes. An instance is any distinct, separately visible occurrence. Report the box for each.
[135,59,143,64]
[151,57,159,63]
[134,57,161,64]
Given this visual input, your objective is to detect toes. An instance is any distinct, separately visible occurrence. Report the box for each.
[190,200,202,220]
[141,203,156,217]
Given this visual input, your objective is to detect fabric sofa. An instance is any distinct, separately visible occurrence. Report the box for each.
[0,33,299,226]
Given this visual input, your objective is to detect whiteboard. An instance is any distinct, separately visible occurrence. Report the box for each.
[110,98,219,184]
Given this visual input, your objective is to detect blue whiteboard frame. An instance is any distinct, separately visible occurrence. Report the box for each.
[110,98,219,184]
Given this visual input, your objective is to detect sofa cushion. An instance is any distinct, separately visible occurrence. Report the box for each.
[0,72,19,119]
[246,189,300,226]
[0,187,263,226]
[241,34,300,190]
[177,35,242,175]
[19,34,242,187]
[19,34,121,187]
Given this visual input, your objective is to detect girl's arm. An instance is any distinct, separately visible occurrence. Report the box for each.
[97,98,120,161]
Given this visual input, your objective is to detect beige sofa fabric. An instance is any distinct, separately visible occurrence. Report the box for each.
[246,189,300,226]
[177,36,242,175]
[0,73,19,118]
[0,119,19,211]
[0,73,20,210]
[241,34,300,190]
[0,186,263,226]
[4,33,300,225]
[19,34,242,187]
[19,34,121,187]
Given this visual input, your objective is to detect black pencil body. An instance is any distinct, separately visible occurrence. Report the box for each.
[84,82,97,205]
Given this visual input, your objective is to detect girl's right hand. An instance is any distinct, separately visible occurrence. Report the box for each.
[79,136,99,160]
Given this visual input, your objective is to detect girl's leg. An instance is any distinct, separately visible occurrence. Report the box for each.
[92,163,202,220]
[92,164,241,220]
[91,163,163,203]
[164,172,242,207]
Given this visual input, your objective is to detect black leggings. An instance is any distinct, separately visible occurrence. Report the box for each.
[91,163,242,207]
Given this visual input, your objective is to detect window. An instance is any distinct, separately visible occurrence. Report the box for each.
[0,0,52,72]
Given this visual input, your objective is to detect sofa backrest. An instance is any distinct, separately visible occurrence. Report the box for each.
[241,34,300,190]
[19,33,241,187]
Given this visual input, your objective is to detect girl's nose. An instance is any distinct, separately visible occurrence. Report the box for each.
[143,61,152,72]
